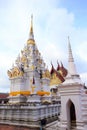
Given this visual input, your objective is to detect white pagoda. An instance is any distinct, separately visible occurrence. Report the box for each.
[7,16,51,104]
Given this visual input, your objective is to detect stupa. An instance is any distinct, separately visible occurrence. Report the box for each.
[7,15,51,104]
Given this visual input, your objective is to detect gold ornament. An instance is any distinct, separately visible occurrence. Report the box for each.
[42,70,51,78]
[31,85,36,94]
[7,66,24,78]
[30,65,35,70]
[50,73,62,86]
[21,55,27,63]
[27,39,35,45]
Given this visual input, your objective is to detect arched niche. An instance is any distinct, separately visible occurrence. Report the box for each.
[66,99,76,128]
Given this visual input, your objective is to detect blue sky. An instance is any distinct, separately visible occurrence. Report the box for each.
[0,0,87,92]
[59,0,87,28]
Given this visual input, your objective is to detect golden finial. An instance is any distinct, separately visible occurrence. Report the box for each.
[30,14,33,35]
[27,14,35,45]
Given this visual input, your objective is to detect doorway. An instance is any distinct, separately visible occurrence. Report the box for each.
[70,102,76,127]
[67,100,76,128]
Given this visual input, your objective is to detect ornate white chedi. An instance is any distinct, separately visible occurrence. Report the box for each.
[7,16,51,103]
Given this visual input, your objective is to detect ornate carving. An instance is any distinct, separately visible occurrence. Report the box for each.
[7,66,24,78]
[42,70,50,78]
[38,59,42,64]
[21,55,27,63]
[30,65,35,70]
[21,49,27,63]
[7,70,12,78]
[15,54,20,65]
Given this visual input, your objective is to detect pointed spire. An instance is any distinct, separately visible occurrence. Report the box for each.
[68,36,77,75]
[27,15,35,45]
[68,36,74,62]
[29,15,34,38]
[29,14,34,39]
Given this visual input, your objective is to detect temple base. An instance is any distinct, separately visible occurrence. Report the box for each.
[27,94,41,105]
[0,102,60,129]
[8,95,27,104]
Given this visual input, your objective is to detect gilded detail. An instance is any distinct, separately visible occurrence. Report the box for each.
[31,85,36,94]
[21,55,27,63]
[30,65,35,70]
[42,69,51,78]
[50,73,62,86]
[7,70,12,78]
[7,66,24,78]
[27,39,35,45]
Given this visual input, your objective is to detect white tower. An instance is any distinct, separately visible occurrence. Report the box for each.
[58,37,84,130]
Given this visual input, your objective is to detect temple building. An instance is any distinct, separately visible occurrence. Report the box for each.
[0,16,87,130]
